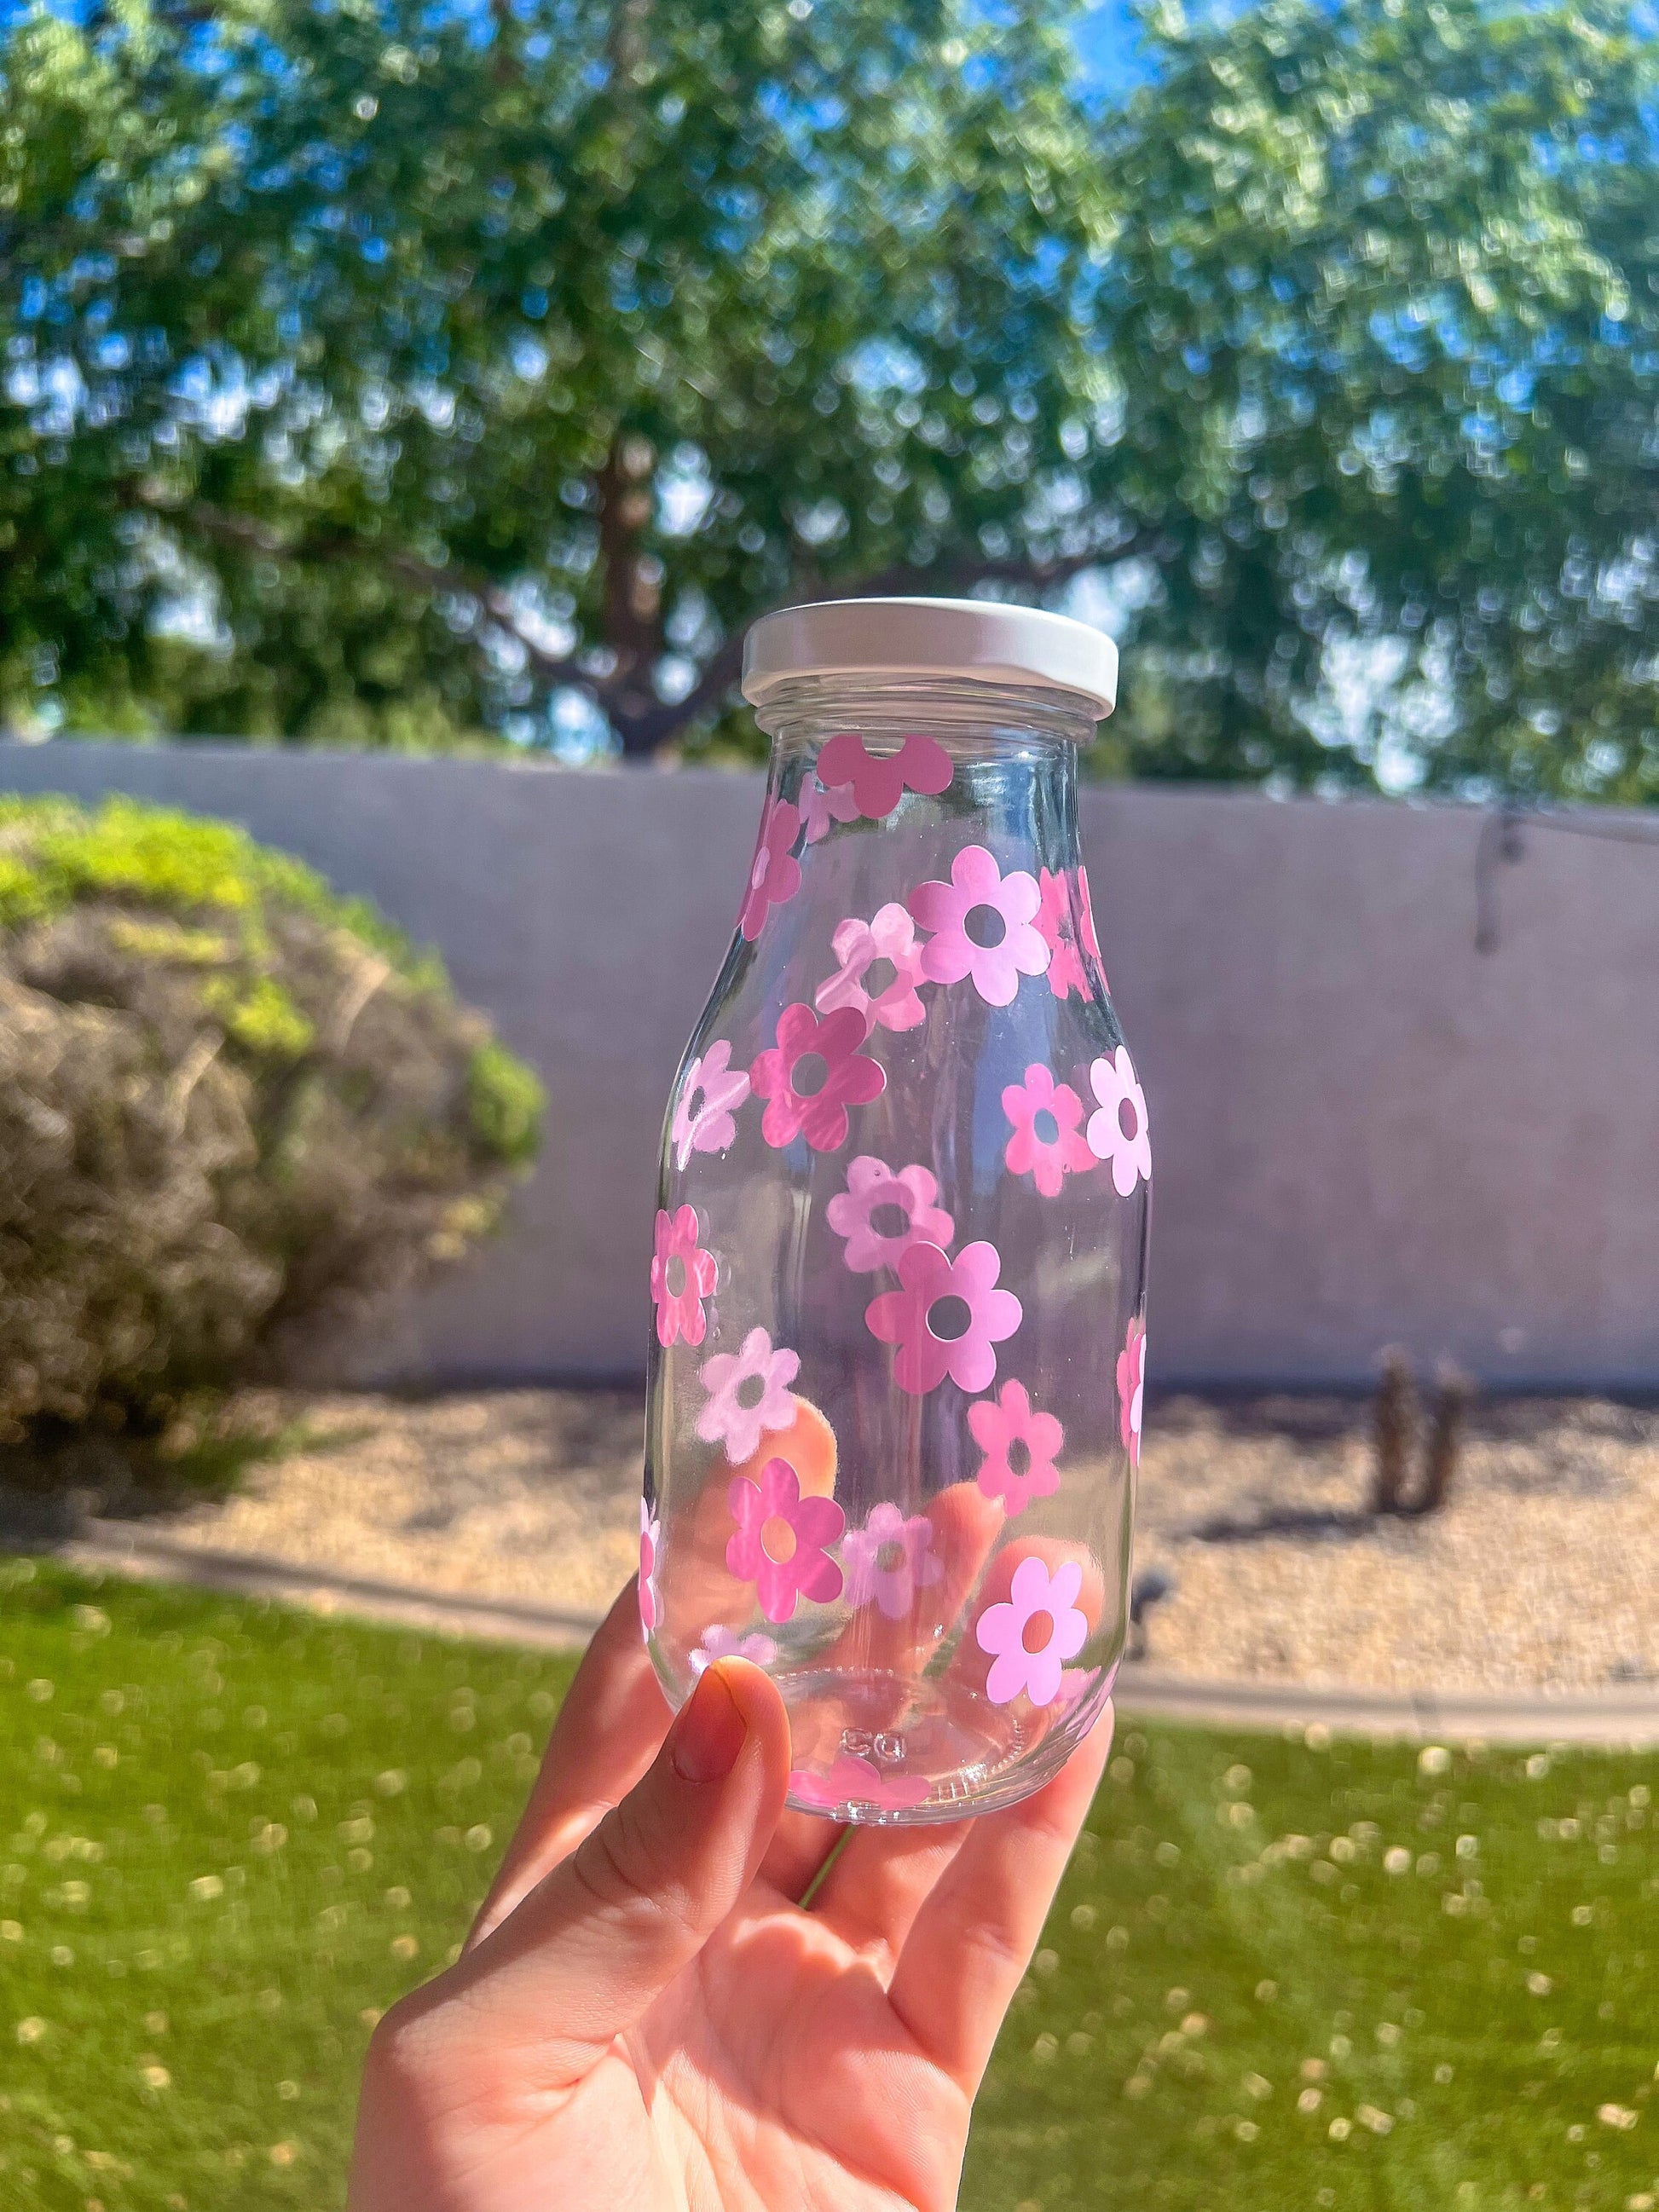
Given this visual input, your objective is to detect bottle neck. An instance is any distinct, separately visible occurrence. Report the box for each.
[757,675,1089,870]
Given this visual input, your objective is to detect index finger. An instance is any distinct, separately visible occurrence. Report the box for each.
[467,1577,670,1947]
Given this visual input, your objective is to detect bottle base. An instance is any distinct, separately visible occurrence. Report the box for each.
[776,1664,1102,1825]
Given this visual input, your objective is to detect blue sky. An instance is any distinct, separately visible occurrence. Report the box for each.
[1072,0,1156,98]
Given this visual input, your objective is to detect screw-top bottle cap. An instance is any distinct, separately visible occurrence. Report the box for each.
[742,597,1118,720]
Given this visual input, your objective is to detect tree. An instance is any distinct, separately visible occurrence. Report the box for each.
[1,0,1656,798]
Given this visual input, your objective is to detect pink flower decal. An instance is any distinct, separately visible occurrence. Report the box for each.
[751,1002,886,1152]
[815,903,928,1033]
[1035,867,1088,1001]
[669,1040,750,1171]
[639,1499,661,1633]
[1118,1315,1147,1468]
[739,797,803,941]
[697,1325,800,1464]
[968,1379,1065,1515]
[864,1239,1021,1395]
[1086,1045,1152,1196]
[975,1556,1089,1707]
[650,1205,717,1348]
[1078,865,1108,990]
[909,844,1049,1008]
[726,1457,846,1623]
[842,1502,945,1620]
[826,1155,954,1274]
[689,1624,778,1676]
[816,731,953,821]
[1002,1062,1095,1198]
[789,1753,932,1814]
[800,774,858,845]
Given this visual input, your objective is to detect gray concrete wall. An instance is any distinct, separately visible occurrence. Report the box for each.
[3,741,1656,1388]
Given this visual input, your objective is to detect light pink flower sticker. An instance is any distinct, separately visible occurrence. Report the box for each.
[816,731,953,821]
[1077,865,1108,991]
[751,1002,886,1152]
[975,1556,1090,1707]
[1086,1045,1152,1196]
[864,1239,1021,1395]
[689,1624,778,1676]
[800,774,858,845]
[1035,867,1087,1001]
[815,903,929,1033]
[726,1458,846,1624]
[670,1040,750,1170]
[968,1379,1064,1515]
[1118,1315,1147,1469]
[1002,1063,1095,1197]
[650,1206,717,1348]
[789,1753,932,1813]
[909,844,1049,1008]
[842,1502,945,1620]
[697,1325,800,1464]
[826,1155,954,1274]
[739,796,803,941]
[639,1499,662,1634]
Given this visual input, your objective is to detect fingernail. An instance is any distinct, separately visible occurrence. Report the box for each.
[672,1661,749,1784]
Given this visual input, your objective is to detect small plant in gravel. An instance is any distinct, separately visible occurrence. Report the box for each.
[0,795,543,1483]
[1371,1350,1474,1517]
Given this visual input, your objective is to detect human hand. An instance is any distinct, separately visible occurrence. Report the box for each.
[350,1580,1113,2212]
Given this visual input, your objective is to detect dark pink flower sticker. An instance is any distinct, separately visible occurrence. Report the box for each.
[739,796,803,941]
[864,1239,1021,1395]
[1077,864,1108,990]
[650,1205,716,1348]
[1002,1062,1095,1197]
[816,731,953,821]
[1035,866,1087,1001]
[751,1002,886,1152]
[725,1457,846,1623]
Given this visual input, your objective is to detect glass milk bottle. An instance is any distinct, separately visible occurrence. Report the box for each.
[641,598,1149,1822]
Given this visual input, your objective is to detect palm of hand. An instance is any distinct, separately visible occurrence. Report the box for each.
[350,1590,1110,2212]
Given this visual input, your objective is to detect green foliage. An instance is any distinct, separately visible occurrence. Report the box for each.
[0,797,542,1447]
[3,1559,1656,2210]
[0,0,1655,795]
[466,1039,547,1170]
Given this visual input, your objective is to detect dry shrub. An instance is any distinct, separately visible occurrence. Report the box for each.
[0,794,543,1455]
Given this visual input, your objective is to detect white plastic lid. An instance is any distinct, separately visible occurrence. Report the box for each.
[741,596,1118,719]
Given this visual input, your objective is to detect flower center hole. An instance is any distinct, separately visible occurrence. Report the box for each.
[964,903,1007,950]
[875,1539,906,1574]
[864,956,899,998]
[1021,1608,1054,1655]
[927,1293,974,1343]
[761,1516,798,1564]
[665,1256,688,1300]
[1119,1096,1141,1141]
[735,1374,766,1412]
[867,1201,911,1240]
[684,1085,707,1123]
[1007,1438,1032,1481]
[1032,1109,1061,1146]
[791,1051,830,1098]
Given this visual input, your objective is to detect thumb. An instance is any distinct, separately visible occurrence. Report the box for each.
[444,1658,791,2082]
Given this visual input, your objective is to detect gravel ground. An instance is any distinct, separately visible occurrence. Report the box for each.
[90,1387,1659,1695]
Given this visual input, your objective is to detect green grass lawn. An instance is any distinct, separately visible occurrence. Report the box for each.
[2,1558,1656,2212]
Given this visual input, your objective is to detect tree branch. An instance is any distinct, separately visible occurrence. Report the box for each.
[141,484,1148,754]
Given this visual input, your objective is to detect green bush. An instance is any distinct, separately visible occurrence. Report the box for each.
[0,794,545,1456]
